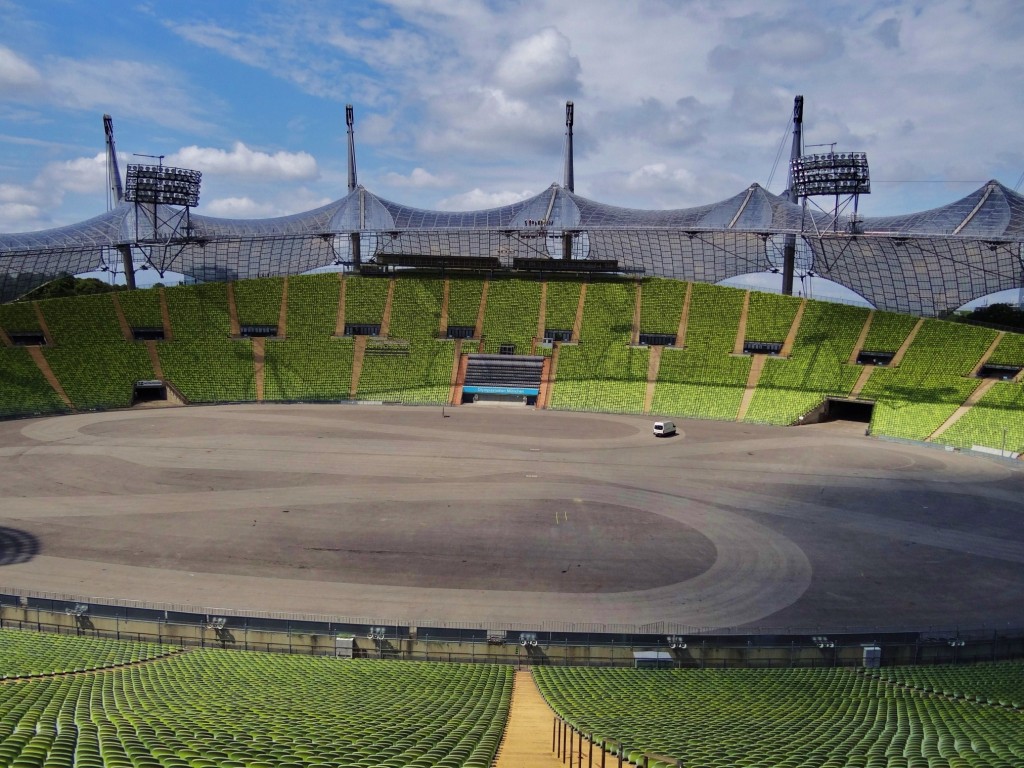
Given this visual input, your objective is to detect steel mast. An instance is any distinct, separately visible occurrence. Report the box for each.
[781,95,803,296]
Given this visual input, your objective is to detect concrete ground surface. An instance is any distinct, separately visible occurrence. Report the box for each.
[0,403,1022,633]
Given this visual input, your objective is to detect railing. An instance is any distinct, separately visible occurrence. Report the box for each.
[552,714,677,768]
[5,586,1024,642]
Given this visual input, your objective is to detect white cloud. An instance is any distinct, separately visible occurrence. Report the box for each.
[494,28,581,98]
[0,202,44,232]
[165,143,319,181]
[0,153,109,230]
[38,153,107,195]
[0,44,42,89]
[625,163,698,196]
[0,47,211,132]
[202,196,280,218]
[436,188,534,210]
[3,0,1024,230]
[200,189,333,218]
[382,167,453,188]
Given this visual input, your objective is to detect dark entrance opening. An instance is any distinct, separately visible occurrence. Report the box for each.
[977,363,1022,380]
[799,398,874,425]
[133,380,167,404]
[132,327,165,341]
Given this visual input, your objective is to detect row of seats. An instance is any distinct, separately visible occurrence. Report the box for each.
[534,664,1024,768]
[4,274,1024,451]
[0,634,512,768]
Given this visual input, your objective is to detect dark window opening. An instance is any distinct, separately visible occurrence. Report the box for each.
[345,323,381,337]
[857,350,895,366]
[543,328,573,343]
[240,324,278,338]
[8,332,46,346]
[132,327,165,341]
[639,333,676,346]
[499,343,516,355]
[446,325,476,339]
[977,363,1021,380]
[743,340,783,355]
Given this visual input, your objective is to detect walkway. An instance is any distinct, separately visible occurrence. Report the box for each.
[495,670,563,768]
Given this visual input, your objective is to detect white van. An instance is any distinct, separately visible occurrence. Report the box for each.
[653,420,676,437]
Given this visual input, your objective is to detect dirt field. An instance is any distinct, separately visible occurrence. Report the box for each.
[0,403,1022,633]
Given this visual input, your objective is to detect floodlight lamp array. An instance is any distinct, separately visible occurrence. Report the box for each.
[125,164,202,207]
[791,152,870,198]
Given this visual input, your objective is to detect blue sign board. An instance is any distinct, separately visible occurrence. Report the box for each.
[462,386,539,396]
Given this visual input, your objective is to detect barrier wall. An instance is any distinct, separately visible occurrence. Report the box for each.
[3,597,1022,669]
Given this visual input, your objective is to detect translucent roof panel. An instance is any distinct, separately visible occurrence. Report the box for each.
[811,234,1020,316]
[3,178,1023,313]
[0,207,129,252]
[373,190,546,229]
[861,182,1024,239]
[564,185,824,232]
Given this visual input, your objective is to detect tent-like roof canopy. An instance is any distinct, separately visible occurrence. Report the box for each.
[2,176,1023,317]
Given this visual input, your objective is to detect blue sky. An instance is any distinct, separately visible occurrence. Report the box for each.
[1,0,1023,235]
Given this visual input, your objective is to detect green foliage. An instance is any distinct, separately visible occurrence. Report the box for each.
[117,288,163,328]
[651,283,749,420]
[550,281,647,413]
[19,275,125,301]
[744,290,801,342]
[958,302,1024,330]
[447,277,484,327]
[744,301,868,425]
[639,278,686,336]
[481,278,541,354]
[535,665,1024,768]
[0,347,69,416]
[344,275,389,324]
[233,277,283,326]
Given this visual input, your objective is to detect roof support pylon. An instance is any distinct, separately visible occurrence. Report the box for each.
[564,101,574,193]
[781,95,803,296]
[346,104,358,193]
[103,114,124,209]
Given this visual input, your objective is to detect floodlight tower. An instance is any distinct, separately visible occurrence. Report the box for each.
[346,104,361,270]
[562,101,575,260]
[791,148,871,232]
[123,156,202,284]
[781,96,804,296]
